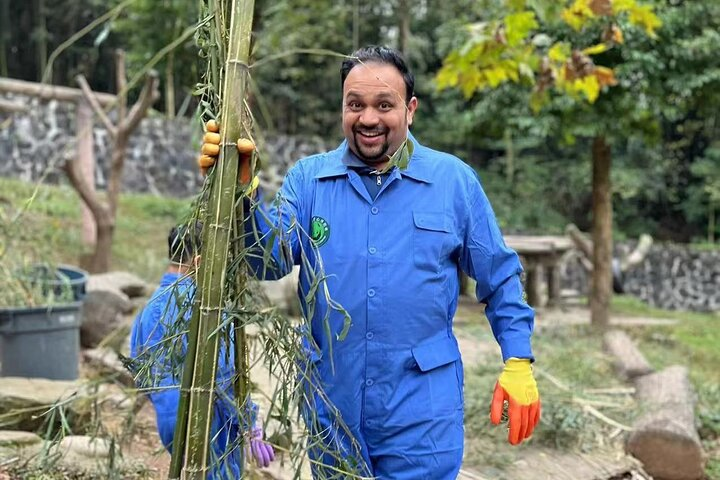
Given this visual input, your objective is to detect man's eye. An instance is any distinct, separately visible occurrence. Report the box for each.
[348,102,362,110]
[380,102,393,110]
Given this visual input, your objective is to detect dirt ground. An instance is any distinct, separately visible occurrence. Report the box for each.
[114,301,654,480]
[1,300,655,479]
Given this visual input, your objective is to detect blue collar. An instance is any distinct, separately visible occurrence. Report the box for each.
[315,132,432,184]
[159,271,194,288]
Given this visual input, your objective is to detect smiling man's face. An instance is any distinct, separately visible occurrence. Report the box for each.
[342,62,417,167]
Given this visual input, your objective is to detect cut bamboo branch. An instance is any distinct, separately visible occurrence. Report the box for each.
[172,0,256,478]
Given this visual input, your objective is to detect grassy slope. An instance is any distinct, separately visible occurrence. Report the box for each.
[0,177,191,283]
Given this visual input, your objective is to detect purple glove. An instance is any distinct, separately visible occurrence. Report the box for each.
[247,426,275,468]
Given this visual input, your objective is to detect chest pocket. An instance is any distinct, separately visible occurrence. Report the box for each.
[413,211,451,272]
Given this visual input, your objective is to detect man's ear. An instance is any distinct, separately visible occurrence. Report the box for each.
[406,96,418,126]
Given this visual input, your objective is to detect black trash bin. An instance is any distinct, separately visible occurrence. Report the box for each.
[0,303,82,380]
[0,265,87,380]
[21,264,88,302]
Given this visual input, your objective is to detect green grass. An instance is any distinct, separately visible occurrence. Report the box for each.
[0,177,193,283]
[460,295,720,477]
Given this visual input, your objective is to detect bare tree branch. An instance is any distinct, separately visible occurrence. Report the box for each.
[64,158,107,222]
[116,49,127,123]
[76,74,117,138]
[123,70,159,133]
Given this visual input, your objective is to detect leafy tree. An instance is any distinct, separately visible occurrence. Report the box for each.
[436,0,661,327]
[114,0,199,117]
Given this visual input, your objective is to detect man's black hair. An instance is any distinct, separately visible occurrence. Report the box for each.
[341,45,415,103]
[168,221,203,264]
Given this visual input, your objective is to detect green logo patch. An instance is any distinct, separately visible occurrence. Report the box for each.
[310,216,330,247]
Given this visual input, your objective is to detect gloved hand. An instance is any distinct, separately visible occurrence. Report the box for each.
[198,120,257,189]
[490,357,541,445]
[247,426,275,468]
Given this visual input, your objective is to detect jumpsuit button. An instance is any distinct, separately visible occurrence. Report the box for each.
[366,332,374,340]
[371,207,379,215]
[367,289,375,297]
[365,379,374,386]
[368,247,377,254]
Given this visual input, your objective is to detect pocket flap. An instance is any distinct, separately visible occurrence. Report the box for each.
[411,336,461,372]
[413,211,450,233]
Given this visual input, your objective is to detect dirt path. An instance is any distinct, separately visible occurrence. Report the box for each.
[117,301,651,480]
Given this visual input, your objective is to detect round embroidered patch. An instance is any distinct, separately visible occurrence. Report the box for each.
[310,216,330,247]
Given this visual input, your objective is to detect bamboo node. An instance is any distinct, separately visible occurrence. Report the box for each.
[208,223,231,231]
[226,59,250,69]
[200,306,223,312]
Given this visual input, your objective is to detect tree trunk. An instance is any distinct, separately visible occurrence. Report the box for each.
[398,0,411,60]
[165,51,176,118]
[34,0,47,81]
[76,99,97,248]
[0,0,9,77]
[602,330,653,380]
[84,216,114,273]
[590,135,612,327]
[352,0,359,50]
[107,138,128,219]
[626,366,705,480]
[709,200,716,244]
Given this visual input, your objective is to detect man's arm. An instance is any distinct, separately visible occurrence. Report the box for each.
[458,183,540,446]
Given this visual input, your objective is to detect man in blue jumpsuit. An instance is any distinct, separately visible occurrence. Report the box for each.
[129,223,275,478]
[199,45,540,479]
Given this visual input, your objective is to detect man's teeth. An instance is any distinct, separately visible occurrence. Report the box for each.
[361,132,382,137]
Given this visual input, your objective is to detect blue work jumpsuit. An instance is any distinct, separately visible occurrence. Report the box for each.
[129,272,257,479]
[246,134,534,479]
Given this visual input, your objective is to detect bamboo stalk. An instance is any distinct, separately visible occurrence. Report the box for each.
[172,0,255,478]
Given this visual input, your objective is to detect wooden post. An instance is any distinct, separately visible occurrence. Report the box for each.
[525,264,542,307]
[591,135,612,327]
[76,98,96,248]
[545,264,561,308]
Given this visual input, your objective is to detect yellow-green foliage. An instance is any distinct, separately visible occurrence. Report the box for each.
[436,0,661,107]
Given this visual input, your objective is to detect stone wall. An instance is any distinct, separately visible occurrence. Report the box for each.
[562,243,720,312]
[0,92,330,198]
[3,92,717,312]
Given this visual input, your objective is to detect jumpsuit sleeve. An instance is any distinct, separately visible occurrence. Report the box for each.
[243,165,307,280]
[130,296,184,450]
[459,184,535,362]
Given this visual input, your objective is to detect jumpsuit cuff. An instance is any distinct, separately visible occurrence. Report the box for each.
[498,337,535,363]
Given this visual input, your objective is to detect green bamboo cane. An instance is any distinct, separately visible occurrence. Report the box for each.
[169,0,255,478]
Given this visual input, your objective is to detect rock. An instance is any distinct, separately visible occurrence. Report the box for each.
[0,377,91,432]
[49,435,126,474]
[80,290,133,348]
[82,348,135,387]
[87,272,150,299]
[0,430,43,461]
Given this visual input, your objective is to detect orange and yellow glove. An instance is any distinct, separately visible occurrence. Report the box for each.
[198,120,258,190]
[490,357,541,445]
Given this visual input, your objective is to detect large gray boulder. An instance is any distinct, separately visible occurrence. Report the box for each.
[81,271,147,349]
[0,430,43,461]
[0,377,92,432]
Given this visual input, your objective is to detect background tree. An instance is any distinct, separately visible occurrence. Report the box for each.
[436,0,661,326]
[65,50,159,273]
[114,0,199,117]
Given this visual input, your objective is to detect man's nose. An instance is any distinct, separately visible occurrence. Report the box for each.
[359,108,380,126]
